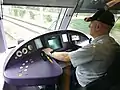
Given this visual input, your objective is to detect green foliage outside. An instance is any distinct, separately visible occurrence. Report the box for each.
[69,19,90,34]
[112,20,120,31]
[13,9,18,16]
[19,10,26,18]
[44,15,52,22]
[29,11,35,19]
[12,8,26,18]
[70,19,120,34]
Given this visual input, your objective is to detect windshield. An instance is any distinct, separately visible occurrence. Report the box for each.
[3,5,62,47]
[3,5,120,48]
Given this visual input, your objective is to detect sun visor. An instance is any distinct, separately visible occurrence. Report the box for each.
[81,0,106,9]
[75,0,106,13]
[3,0,78,7]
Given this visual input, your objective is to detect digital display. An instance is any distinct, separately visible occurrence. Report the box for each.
[34,38,43,49]
[71,35,80,41]
[48,37,62,50]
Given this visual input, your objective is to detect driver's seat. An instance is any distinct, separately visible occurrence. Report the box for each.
[104,46,120,90]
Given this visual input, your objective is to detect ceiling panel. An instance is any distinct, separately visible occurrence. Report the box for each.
[3,0,78,7]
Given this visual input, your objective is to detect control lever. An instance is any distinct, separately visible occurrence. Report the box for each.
[41,51,47,61]
[40,51,53,63]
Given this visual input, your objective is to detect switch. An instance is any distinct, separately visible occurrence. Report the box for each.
[22,63,25,66]
[18,73,23,77]
[24,69,28,72]
[25,61,28,63]
[20,67,23,69]
[25,66,29,68]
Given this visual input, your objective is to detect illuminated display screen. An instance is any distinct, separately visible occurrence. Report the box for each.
[48,37,62,50]
[71,35,80,41]
[34,38,43,49]
[62,34,68,42]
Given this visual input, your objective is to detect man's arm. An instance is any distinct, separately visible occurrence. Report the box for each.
[69,44,95,67]
[42,48,70,62]
[52,52,70,62]
[42,44,95,67]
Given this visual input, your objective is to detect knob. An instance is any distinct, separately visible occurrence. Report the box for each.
[22,48,28,54]
[16,51,22,57]
[28,45,33,50]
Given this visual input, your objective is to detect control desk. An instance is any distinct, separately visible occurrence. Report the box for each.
[3,30,89,86]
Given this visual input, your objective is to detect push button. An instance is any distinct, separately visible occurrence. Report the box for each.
[22,63,25,66]
[18,73,23,77]
[24,69,28,72]
[20,67,23,69]
[25,61,29,63]
[30,61,34,63]
[25,66,29,68]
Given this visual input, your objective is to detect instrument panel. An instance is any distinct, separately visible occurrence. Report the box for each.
[4,30,89,86]
[8,30,89,63]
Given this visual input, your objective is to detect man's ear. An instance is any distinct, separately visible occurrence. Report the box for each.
[95,22,101,31]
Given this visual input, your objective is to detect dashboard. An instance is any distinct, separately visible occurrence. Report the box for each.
[3,30,89,86]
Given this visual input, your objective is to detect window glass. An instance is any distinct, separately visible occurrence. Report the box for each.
[3,5,62,47]
[68,13,93,34]
[110,15,120,44]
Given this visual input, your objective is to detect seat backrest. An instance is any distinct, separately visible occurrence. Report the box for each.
[106,45,120,85]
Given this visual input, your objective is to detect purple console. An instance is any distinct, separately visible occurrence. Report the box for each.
[4,51,63,86]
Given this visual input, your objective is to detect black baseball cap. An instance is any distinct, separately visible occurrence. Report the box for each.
[84,9,115,27]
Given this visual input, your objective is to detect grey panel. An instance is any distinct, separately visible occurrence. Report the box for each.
[75,0,106,12]
[75,9,120,14]
[3,0,78,7]
[80,0,106,9]
[75,0,120,13]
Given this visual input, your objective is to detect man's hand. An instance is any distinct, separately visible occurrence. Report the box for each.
[42,48,53,55]
[107,0,120,8]
[52,52,70,62]
[42,48,70,62]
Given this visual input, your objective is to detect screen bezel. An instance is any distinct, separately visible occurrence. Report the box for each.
[47,36,63,51]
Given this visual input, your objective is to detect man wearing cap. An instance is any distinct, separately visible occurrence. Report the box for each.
[42,9,119,90]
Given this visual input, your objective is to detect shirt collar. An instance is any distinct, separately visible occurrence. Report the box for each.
[91,35,109,44]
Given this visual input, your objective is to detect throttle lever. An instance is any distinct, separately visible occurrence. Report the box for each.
[40,51,53,63]
[40,51,47,61]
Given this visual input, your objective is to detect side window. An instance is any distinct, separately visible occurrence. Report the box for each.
[3,6,62,47]
[110,16,120,44]
[68,13,93,34]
